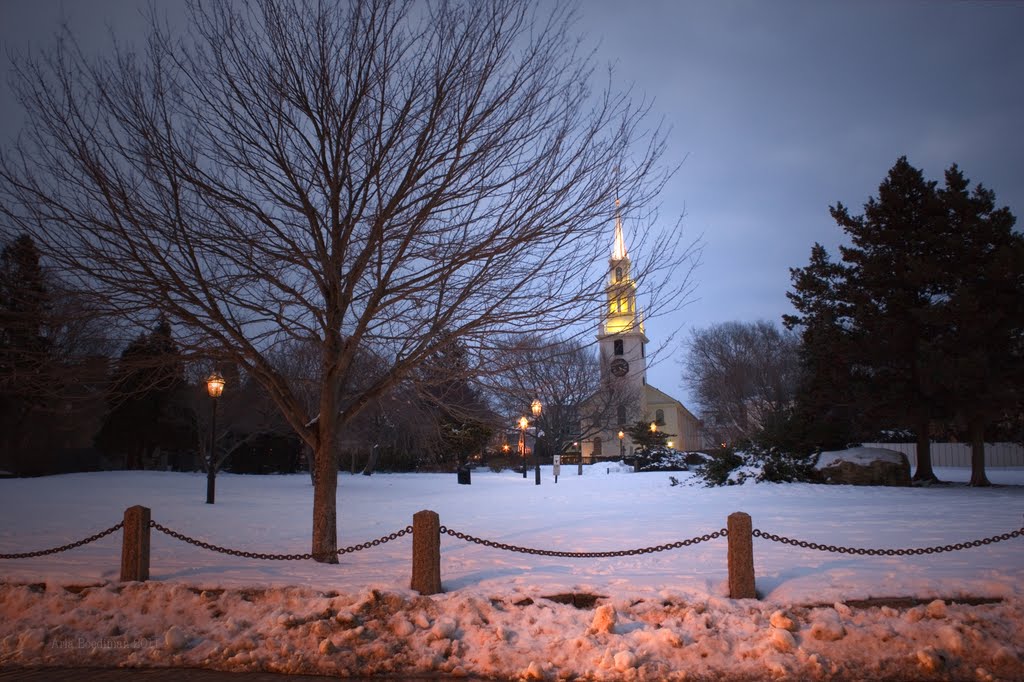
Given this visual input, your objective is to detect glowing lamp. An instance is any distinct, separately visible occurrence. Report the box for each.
[207,372,225,398]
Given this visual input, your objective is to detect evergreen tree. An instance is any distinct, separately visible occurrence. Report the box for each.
[787,157,1021,484]
[95,318,191,468]
[0,234,51,460]
[417,339,495,471]
[626,419,673,457]
[931,166,1023,486]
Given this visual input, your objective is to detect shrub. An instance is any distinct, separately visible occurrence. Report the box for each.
[694,447,744,486]
[692,443,816,487]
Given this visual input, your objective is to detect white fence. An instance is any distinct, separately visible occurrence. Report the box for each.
[860,442,1024,468]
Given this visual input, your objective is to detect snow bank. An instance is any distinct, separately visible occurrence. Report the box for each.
[2,468,1024,679]
[2,583,1022,680]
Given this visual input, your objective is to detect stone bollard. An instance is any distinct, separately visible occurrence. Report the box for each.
[410,510,442,595]
[727,511,756,599]
[120,505,151,582]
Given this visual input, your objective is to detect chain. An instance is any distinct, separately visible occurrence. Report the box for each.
[150,521,413,560]
[0,522,124,559]
[336,526,413,556]
[438,526,728,558]
[752,526,1024,556]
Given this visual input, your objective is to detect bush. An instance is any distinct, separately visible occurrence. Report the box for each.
[634,447,708,472]
[692,443,816,487]
[694,447,745,486]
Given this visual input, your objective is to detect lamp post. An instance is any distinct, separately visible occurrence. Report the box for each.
[575,441,582,476]
[205,371,225,504]
[531,398,542,485]
[618,429,625,460]
[518,416,528,478]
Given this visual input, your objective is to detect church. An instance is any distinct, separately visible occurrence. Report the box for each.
[579,206,703,461]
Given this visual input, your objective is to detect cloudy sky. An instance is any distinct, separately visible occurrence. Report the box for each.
[2,1,1022,408]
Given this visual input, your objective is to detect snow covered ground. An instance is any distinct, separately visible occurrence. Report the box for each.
[2,465,1023,680]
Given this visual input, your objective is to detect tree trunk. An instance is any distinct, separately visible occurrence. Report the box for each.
[911,417,938,482]
[362,444,380,476]
[311,436,338,564]
[968,416,991,487]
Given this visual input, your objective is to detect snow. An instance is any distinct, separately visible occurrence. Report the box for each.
[2,466,1024,680]
[815,447,908,470]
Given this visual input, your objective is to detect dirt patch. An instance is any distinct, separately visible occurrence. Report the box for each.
[805,596,1003,610]
[542,593,606,609]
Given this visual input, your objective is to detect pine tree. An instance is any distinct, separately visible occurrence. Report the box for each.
[0,234,51,459]
[931,166,1023,486]
[787,158,1022,484]
[95,318,191,469]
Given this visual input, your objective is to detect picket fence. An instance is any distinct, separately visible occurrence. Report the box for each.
[860,442,1023,468]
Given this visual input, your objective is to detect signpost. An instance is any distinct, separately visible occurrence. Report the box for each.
[553,454,561,483]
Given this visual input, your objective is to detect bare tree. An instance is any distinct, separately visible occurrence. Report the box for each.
[1,0,694,561]
[486,333,640,459]
[683,320,799,446]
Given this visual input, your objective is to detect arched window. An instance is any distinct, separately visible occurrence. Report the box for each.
[593,436,602,456]
[655,409,665,425]
[615,266,623,282]
[617,404,627,425]
[614,339,624,355]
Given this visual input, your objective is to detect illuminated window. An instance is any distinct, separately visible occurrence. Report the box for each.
[614,339,623,355]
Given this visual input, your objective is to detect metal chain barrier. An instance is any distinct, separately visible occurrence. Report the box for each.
[752,525,1024,556]
[150,520,413,560]
[439,525,728,558]
[0,522,124,559]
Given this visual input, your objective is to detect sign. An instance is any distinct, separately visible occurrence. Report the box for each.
[552,454,561,482]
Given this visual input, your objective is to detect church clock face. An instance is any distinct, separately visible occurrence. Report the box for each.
[610,358,629,377]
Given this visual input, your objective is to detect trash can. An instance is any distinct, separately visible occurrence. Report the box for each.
[457,466,471,485]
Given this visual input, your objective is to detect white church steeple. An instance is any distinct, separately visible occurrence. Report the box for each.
[598,201,647,388]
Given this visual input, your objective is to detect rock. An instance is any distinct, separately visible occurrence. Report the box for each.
[769,610,798,631]
[814,447,911,486]
[164,625,189,652]
[318,638,336,654]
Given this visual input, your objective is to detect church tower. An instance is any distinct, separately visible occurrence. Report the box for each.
[597,200,648,398]
[579,201,705,461]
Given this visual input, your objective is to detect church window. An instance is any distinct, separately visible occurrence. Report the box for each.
[617,404,627,425]
[655,409,665,425]
[593,436,602,456]
[641,344,645,358]
[614,339,623,355]
[616,298,622,312]
[615,266,623,282]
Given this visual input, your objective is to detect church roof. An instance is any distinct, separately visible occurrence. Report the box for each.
[645,383,700,422]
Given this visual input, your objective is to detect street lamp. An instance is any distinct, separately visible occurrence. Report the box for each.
[205,371,225,504]
[531,399,542,485]
[618,429,625,460]
[518,416,529,478]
